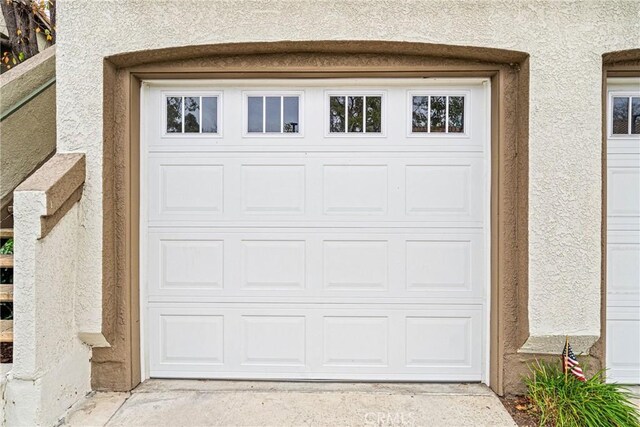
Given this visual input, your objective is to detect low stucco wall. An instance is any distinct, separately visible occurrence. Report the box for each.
[3,154,89,426]
[55,0,639,350]
[4,199,90,426]
[0,46,56,205]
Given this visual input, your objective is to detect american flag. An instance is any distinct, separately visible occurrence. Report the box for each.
[562,341,586,382]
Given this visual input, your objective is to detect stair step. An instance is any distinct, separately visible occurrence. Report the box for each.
[0,255,12,268]
[0,229,13,239]
[0,284,12,302]
[0,320,12,343]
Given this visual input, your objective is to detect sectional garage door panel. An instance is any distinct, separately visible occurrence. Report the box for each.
[143,79,490,381]
[147,153,486,227]
[148,305,484,380]
[146,229,485,301]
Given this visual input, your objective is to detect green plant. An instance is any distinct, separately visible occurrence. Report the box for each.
[525,360,640,427]
[0,238,13,254]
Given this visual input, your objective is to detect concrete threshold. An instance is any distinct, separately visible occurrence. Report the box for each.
[63,380,516,427]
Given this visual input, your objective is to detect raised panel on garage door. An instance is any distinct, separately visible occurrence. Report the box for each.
[142,79,490,382]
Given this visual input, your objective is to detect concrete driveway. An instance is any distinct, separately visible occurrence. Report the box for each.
[62,380,516,427]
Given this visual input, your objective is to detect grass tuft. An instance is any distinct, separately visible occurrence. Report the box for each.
[0,238,13,255]
[525,360,639,427]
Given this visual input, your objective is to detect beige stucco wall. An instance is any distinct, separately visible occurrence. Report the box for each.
[0,47,56,203]
[55,0,639,346]
[5,195,90,427]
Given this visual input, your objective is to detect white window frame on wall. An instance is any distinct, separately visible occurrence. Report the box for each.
[406,90,471,138]
[161,91,223,138]
[608,91,640,138]
[324,90,387,137]
[242,91,305,138]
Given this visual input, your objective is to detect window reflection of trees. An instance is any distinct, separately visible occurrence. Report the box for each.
[347,96,364,133]
[412,95,464,134]
[613,97,629,134]
[166,97,182,133]
[632,97,640,135]
[448,96,464,133]
[330,95,381,134]
[184,97,200,133]
[366,97,382,133]
[430,96,446,133]
[329,96,346,133]
[167,96,219,134]
[412,96,429,132]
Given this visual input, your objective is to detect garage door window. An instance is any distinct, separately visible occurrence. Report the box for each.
[245,93,302,135]
[611,95,640,135]
[327,93,384,135]
[165,95,220,135]
[410,94,466,135]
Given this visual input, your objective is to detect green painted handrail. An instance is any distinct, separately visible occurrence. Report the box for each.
[0,76,56,122]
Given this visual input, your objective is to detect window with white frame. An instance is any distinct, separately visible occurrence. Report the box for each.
[245,94,301,134]
[611,95,640,135]
[410,94,466,134]
[165,95,220,134]
[327,94,383,134]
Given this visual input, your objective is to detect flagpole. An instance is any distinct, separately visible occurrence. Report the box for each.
[564,335,569,381]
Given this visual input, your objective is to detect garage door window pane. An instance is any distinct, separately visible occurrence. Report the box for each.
[283,97,299,133]
[166,97,182,133]
[448,96,464,133]
[366,96,382,133]
[202,97,218,133]
[612,97,629,135]
[430,96,446,133]
[411,94,466,135]
[632,97,640,135]
[248,96,264,133]
[265,96,282,132]
[184,97,200,133]
[348,96,364,133]
[329,96,346,133]
[412,96,429,133]
[329,94,384,134]
[247,94,301,134]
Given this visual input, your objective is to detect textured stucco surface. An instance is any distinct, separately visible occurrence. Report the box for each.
[3,187,90,426]
[17,153,86,216]
[0,46,55,112]
[0,47,56,202]
[0,86,56,202]
[56,0,640,342]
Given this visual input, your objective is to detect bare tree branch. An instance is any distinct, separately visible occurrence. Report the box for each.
[1,0,54,70]
[49,0,55,43]
[1,1,21,56]
[26,7,39,57]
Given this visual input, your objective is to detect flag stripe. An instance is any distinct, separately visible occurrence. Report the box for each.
[562,341,587,382]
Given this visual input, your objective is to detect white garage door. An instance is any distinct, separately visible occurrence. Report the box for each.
[606,78,640,384]
[141,79,490,382]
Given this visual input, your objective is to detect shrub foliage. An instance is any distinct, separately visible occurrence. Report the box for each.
[525,361,639,427]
